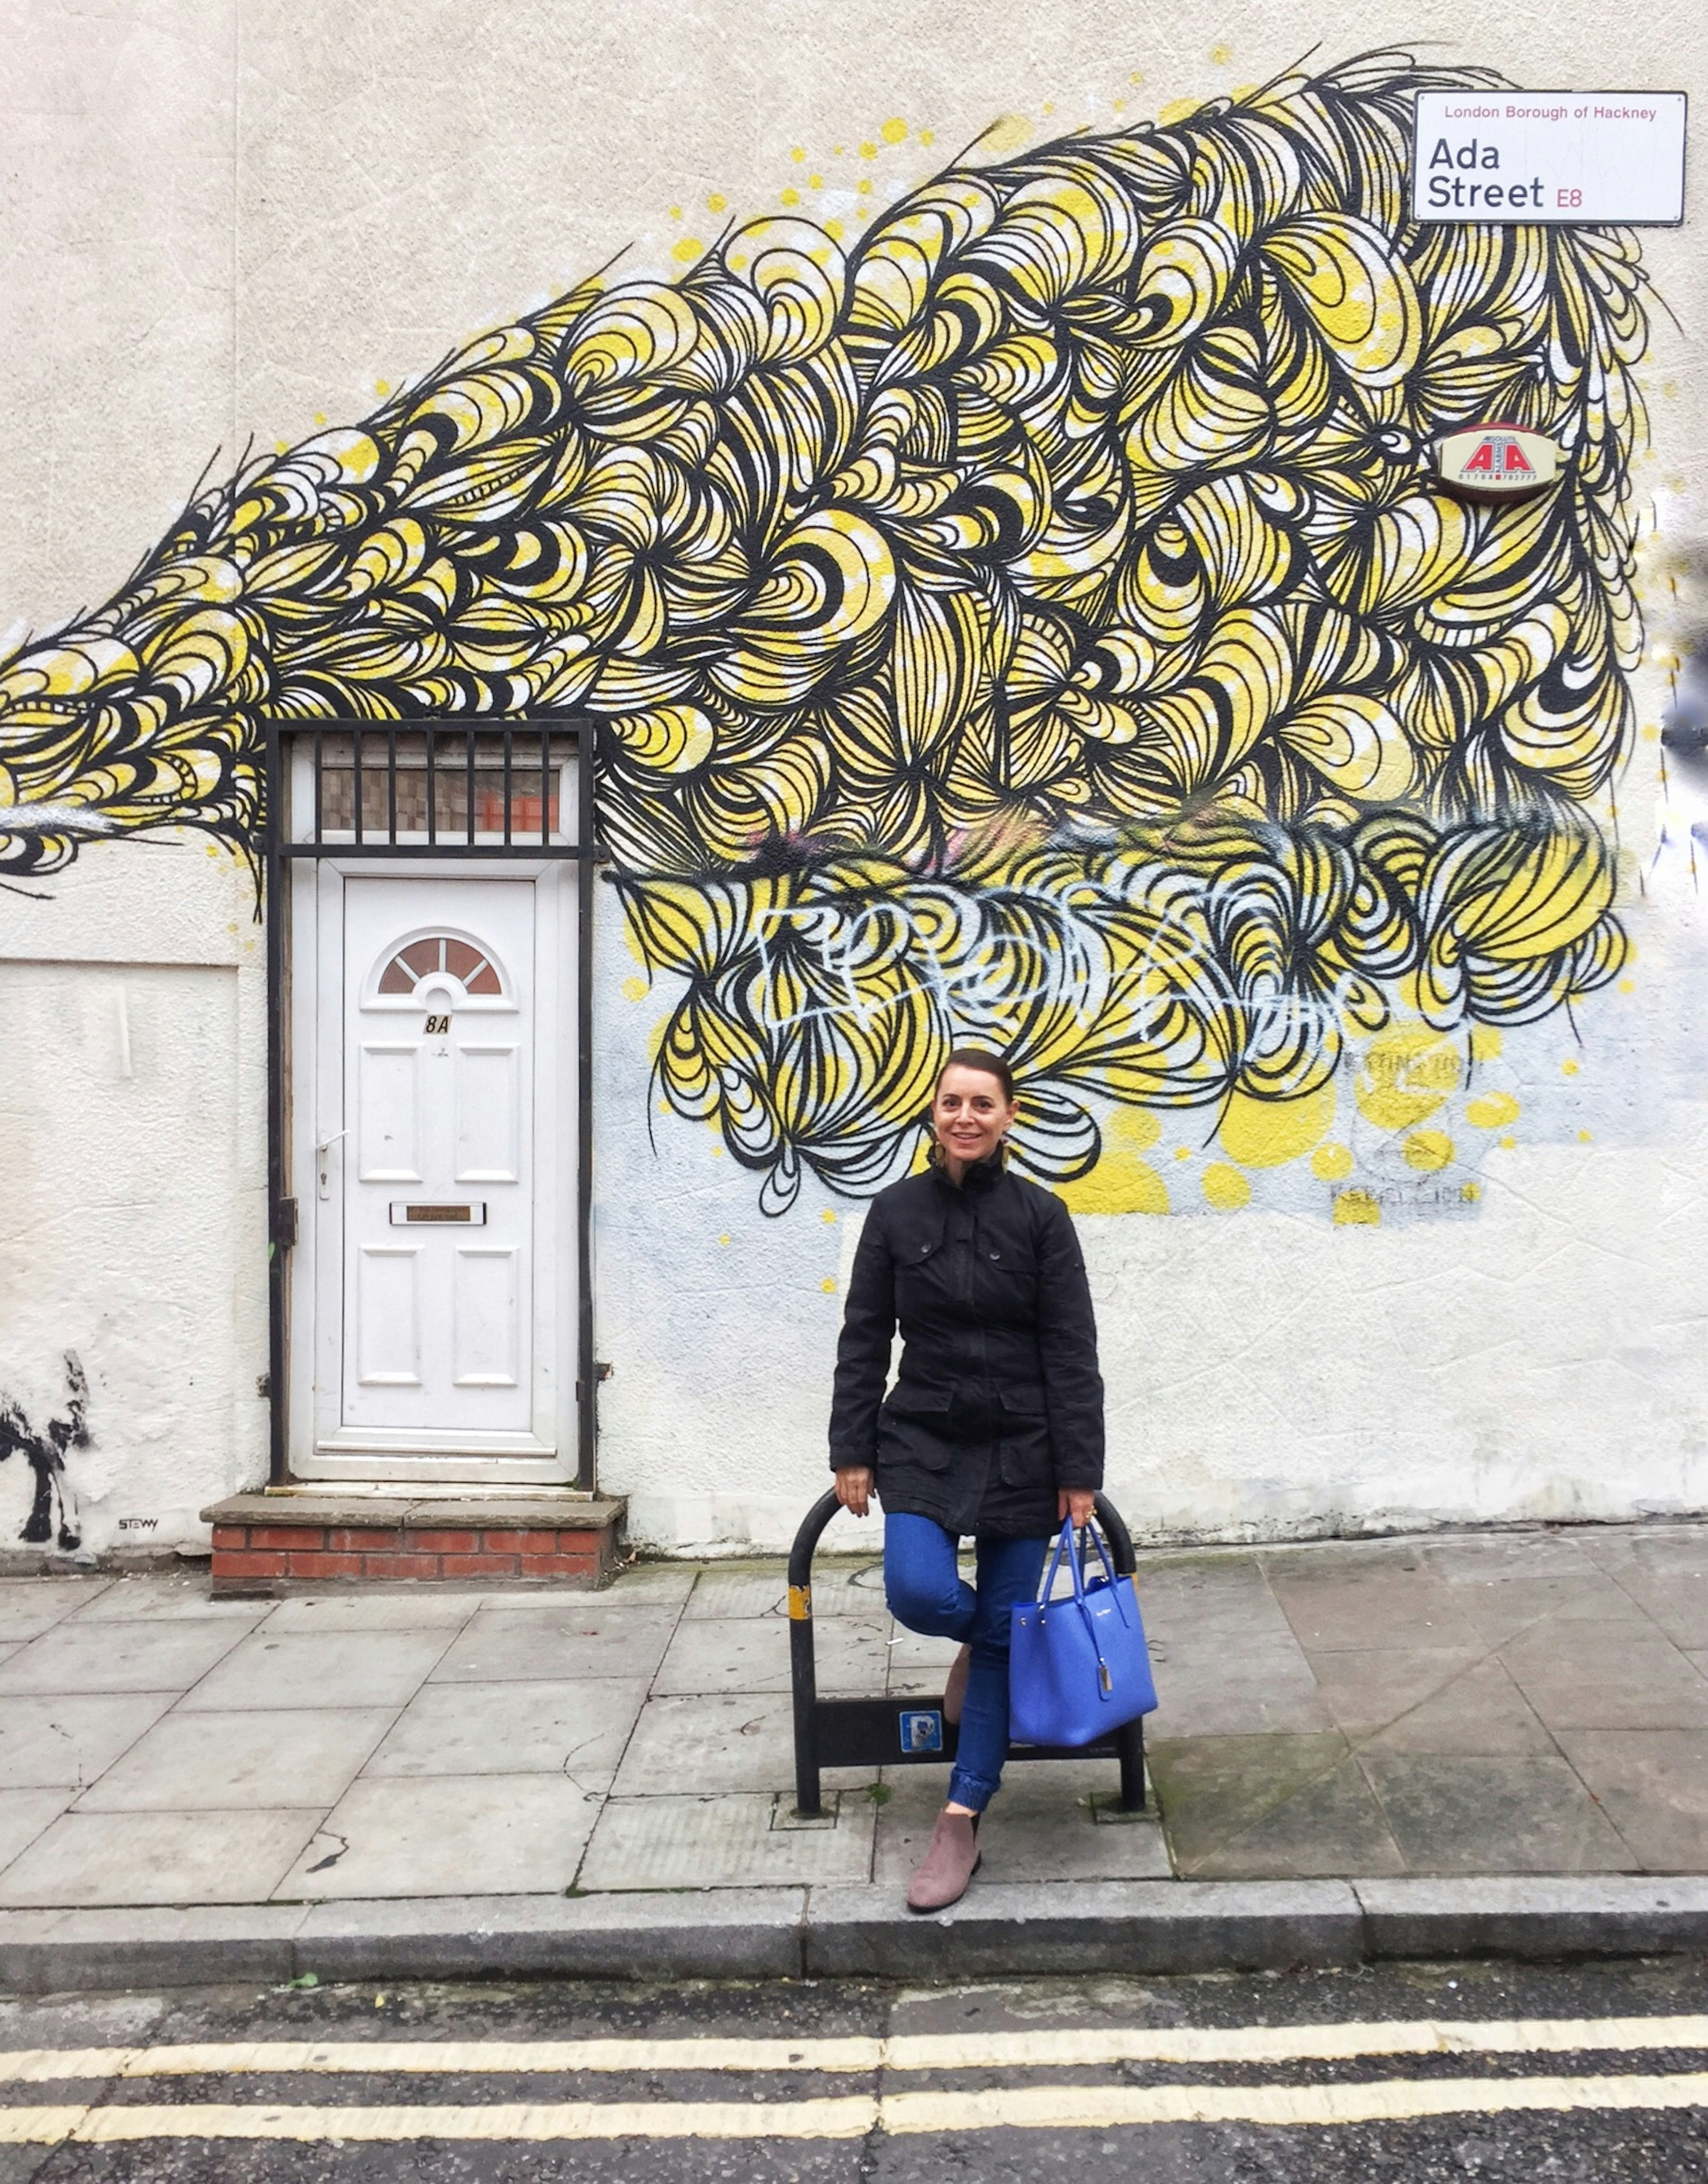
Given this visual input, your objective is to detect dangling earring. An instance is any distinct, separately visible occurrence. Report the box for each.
[925,1134,946,1170]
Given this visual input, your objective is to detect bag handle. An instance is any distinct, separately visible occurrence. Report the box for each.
[1035,1516,1127,1699]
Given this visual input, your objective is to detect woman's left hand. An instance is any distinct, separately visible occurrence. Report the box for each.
[1057,1486,1096,1527]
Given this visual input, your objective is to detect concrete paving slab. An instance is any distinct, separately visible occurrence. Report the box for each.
[1497,1619,1708,1730]
[1143,1635,1335,1739]
[66,1578,268,1626]
[1554,1728,1708,1870]
[72,1707,397,1812]
[1265,1559,1484,1652]
[0,1789,72,1873]
[1304,1647,1487,1740]
[177,1627,457,1712]
[884,1625,961,1696]
[294,1888,807,1981]
[0,1808,324,1908]
[580,1792,876,1890]
[1359,1655,1559,1757]
[275,1775,601,1901]
[1146,1732,1349,1873]
[872,1764,1170,1888]
[684,1560,886,1620]
[1420,1532,1606,1578]
[593,1561,700,1609]
[1423,1568,1642,1648]
[1360,1751,1631,1874]
[653,1611,888,1696]
[1184,1754,1407,1881]
[1353,1874,1708,1960]
[0,1691,180,1790]
[1137,1556,1296,1648]
[259,1591,489,1632]
[0,1617,251,1696]
[804,1878,1364,1977]
[362,1677,649,1789]
[431,1603,677,1683]
[1598,1562,1708,1649]
[0,1578,113,1643]
[611,1690,876,1796]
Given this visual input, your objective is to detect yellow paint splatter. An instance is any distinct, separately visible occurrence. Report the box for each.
[982,114,1034,153]
[857,178,872,195]
[1218,1082,1333,1169]
[1210,40,1233,63]
[1499,1134,1516,1150]
[671,237,704,264]
[1469,1025,1503,1061]
[1334,1189,1381,1227]
[621,975,649,1003]
[1561,1058,1580,1076]
[706,192,726,212]
[711,1144,724,1158]
[859,140,877,158]
[825,218,845,240]
[809,174,824,189]
[1466,1091,1521,1129]
[1461,1182,1482,1202]
[1578,1128,1594,1143]
[781,188,801,207]
[668,205,682,219]
[1619,978,1635,994]
[1312,1142,1354,1181]
[821,1277,838,1294]
[1642,725,1660,742]
[1404,1130,1454,1172]
[1202,1164,1250,1212]
[1160,96,1200,125]
[1058,1155,1168,1215]
[822,1208,838,1223]
[313,412,326,426]
[881,117,907,143]
[719,1234,731,1246]
[790,146,806,162]
[1355,1027,1462,1132]
[919,128,935,145]
[1173,1146,1191,1162]
[275,441,290,455]
[375,381,391,397]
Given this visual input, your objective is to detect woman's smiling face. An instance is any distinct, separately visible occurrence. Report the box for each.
[932,1064,1017,1178]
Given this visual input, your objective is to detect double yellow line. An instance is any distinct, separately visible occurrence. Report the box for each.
[2,2018,1705,2143]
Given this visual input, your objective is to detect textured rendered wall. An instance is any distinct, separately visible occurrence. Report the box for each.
[1,1,1704,1555]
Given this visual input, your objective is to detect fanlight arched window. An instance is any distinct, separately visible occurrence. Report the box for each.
[364,931,515,1011]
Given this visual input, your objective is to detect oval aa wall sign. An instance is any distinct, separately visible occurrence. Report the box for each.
[1433,423,1563,500]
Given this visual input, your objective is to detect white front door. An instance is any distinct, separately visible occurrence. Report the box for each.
[291,865,574,1481]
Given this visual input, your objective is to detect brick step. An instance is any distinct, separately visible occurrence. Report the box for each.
[201,1492,625,1593]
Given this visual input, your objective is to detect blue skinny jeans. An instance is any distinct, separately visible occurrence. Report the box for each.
[883,1513,1048,1812]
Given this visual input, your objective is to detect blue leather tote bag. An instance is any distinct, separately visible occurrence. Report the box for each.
[1010,1518,1157,1746]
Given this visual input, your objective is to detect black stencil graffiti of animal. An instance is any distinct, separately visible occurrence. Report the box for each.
[0,1352,89,1548]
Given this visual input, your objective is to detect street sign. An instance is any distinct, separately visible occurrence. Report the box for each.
[1412,91,1686,224]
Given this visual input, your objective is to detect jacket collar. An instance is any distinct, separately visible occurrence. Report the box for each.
[931,1149,1007,1195]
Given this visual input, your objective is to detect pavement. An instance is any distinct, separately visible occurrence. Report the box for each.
[3,1521,1708,1988]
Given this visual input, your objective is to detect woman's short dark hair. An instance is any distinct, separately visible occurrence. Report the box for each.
[935,1048,1017,1102]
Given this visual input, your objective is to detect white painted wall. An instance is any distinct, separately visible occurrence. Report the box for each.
[0,845,268,1553]
[3,0,1706,1555]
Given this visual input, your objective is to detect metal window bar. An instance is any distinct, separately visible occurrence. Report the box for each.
[262,714,599,1503]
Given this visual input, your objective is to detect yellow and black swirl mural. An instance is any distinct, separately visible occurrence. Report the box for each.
[0,53,1649,1212]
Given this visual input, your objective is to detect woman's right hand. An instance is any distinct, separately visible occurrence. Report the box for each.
[834,1466,874,1518]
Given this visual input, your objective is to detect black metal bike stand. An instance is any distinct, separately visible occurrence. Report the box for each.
[788,1490,1148,1819]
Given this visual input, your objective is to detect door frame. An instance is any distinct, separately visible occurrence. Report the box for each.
[263,720,597,1492]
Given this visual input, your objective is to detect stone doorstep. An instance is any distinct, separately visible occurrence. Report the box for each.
[200,1492,626,1594]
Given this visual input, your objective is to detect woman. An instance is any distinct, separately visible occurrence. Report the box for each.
[829,1049,1105,1911]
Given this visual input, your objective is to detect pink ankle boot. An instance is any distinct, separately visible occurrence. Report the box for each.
[907,1809,981,1912]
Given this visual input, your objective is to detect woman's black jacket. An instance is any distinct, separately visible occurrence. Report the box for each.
[827,1156,1104,1538]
